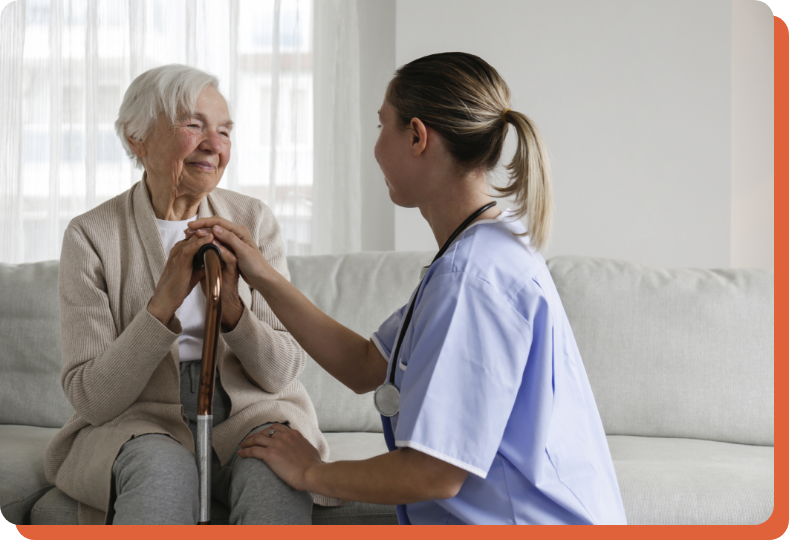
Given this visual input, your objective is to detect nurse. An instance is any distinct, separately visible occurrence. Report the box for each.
[187,52,627,525]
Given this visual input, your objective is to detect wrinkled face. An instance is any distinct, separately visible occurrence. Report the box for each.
[374,100,420,208]
[138,85,233,197]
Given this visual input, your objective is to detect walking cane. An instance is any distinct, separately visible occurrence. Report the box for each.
[193,243,223,525]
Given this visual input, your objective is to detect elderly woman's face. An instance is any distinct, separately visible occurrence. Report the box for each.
[139,85,232,196]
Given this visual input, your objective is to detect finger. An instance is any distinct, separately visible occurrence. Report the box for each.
[238,446,269,461]
[210,225,256,253]
[189,268,206,290]
[187,217,245,239]
[180,232,215,257]
[215,242,238,267]
[240,433,274,449]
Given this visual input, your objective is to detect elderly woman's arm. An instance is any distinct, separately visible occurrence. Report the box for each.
[219,203,307,393]
[59,221,214,426]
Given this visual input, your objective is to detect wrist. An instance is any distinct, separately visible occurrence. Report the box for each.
[147,297,175,326]
[253,265,283,296]
[303,462,327,494]
[221,299,244,332]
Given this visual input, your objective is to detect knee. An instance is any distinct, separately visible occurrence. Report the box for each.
[114,434,199,497]
[229,457,312,524]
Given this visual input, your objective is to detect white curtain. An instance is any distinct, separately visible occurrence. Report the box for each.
[312,0,360,255]
[0,0,361,263]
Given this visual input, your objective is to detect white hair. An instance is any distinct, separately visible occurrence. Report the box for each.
[115,64,229,169]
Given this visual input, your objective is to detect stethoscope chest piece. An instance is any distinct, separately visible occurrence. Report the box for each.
[374,382,400,417]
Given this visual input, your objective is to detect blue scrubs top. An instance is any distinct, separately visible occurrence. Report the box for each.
[371,211,627,525]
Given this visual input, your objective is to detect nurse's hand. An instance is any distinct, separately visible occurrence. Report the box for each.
[238,423,322,492]
[186,217,273,291]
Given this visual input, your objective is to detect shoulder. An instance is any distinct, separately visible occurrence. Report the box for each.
[65,188,132,242]
[431,218,545,298]
[209,187,277,237]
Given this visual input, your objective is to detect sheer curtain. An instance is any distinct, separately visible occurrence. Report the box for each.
[0,0,361,263]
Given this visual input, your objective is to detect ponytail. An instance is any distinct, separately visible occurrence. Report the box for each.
[387,52,554,251]
[496,110,553,251]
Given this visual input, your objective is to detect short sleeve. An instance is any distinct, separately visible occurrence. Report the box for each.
[394,271,534,478]
[371,302,409,362]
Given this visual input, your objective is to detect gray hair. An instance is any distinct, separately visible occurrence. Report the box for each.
[115,64,228,169]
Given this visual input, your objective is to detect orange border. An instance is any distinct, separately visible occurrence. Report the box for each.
[10,13,788,540]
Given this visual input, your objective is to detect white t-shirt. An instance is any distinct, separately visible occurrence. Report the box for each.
[157,216,206,363]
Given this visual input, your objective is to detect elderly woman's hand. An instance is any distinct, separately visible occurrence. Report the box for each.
[146,232,216,326]
[190,226,244,331]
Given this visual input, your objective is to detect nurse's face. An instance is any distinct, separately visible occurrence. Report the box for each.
[374,100,422,208]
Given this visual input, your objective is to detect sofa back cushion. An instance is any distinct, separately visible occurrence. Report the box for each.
[289,251,433,433]
[0,261,74,427]
[547,256,773,446]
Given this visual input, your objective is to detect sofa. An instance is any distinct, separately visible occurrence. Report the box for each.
[0,251,774,525]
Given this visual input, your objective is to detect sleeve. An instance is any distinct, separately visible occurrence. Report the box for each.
[59,222,182,426]
[370,302,409,363]
[220,201,308,393]
[393,271,535,478]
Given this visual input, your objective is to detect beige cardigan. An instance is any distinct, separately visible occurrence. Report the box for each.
[45,179,335,524]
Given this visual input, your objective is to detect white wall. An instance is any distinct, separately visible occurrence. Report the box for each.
[358,0,396,251]
[732,0,774,270]
[383,0,773,269]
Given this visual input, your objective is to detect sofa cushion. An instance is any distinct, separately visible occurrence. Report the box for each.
[0,425,60,524]
[288,251,433,433]
[0,262,74,428]
[547,256,773,446]
[609,435,773,524]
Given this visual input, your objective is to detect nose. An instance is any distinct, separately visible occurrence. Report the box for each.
[199,130,224,154]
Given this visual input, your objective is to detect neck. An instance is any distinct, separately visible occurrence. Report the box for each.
[418,172,500,248]
[144,172,204,221]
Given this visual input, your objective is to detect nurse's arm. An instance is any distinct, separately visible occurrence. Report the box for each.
[240,424,470,504]
[306,448,471,504]
[187,217,388,394]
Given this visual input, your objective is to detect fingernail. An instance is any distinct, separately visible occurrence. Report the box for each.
[213,225,223,234]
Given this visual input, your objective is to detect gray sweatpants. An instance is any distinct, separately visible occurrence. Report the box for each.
[108,361,313,524]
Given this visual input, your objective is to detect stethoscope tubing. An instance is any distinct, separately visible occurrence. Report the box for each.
[384,201,498,387]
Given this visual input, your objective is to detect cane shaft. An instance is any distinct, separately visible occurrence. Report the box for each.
[197,415,213,525]
[196,248,222,525]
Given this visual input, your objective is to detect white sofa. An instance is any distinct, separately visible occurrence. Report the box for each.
[0,251,774,525]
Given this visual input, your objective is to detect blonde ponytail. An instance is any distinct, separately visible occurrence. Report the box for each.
[387,52,554,251]
[496,111,553,251]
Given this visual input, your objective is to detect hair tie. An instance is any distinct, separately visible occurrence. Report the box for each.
[501,108,511,122]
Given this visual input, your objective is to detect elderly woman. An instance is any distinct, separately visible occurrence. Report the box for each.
[44,64,330,525]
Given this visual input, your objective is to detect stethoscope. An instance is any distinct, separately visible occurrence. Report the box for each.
[373,201,498,417]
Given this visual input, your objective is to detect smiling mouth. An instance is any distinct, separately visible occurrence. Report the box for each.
[189,162,216,172]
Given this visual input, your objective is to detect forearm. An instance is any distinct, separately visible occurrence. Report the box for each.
[305,449,463,505]
[61,307,178,425]
[249,270,386,394]
[221,304,307,393]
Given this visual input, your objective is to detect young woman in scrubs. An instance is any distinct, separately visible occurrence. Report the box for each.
[187,52,627,525]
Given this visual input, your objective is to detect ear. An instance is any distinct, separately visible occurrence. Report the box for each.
[126,136,147,159]
[409,117,429,156]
